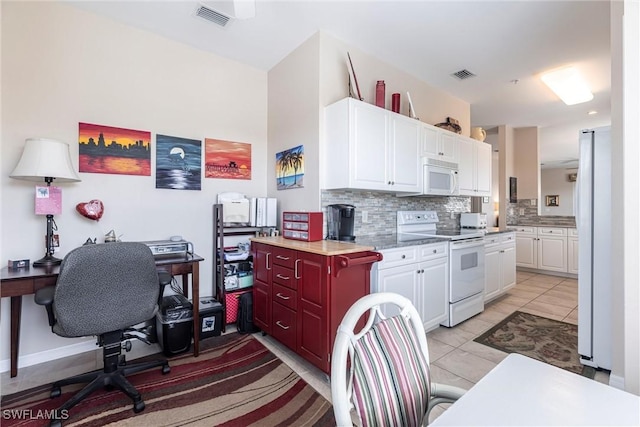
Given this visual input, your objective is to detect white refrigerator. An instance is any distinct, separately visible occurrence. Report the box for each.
[577,126,612,370]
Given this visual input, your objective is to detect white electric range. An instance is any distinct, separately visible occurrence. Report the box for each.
[397,211,485,327]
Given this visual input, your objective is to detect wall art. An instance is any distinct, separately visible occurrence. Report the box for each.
[276,145,304,190]
[545,195,559,207]
[204,138,251,180]
[78,122,151,176]
[156,134,201,190]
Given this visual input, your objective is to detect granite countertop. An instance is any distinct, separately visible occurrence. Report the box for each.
[507,222,576,228]
[355,234,449,251]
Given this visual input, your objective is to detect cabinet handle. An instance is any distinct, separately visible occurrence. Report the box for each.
[266,253,271,270]
[276,255,290,260]
[294,259,301,279]
[276,293,290,300]
[432,249,437,253]
[276,274,290,280]
[276,321,290,330]
[401,254,406,259]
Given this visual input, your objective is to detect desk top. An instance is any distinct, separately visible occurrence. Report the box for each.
[1,253,204,282]
[431,354,640,426]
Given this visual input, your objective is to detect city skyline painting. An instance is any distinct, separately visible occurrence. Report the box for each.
[204,138,252,180]
[78,122,151,176]
[276,145,304,190]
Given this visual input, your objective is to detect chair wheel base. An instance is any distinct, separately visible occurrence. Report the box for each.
[133,401,145,413]
[49,419,62,427]
[50,387,61,398]
[162,364,171,374]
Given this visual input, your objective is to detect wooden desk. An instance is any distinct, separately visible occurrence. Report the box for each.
[1,253,204,378]
[431,353,640,426]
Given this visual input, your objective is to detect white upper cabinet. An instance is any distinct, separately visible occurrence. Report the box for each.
[323,98,421,193]
[421,124,459,164]
[458,135,491,197]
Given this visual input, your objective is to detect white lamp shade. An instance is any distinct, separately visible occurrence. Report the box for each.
[10,138,81,182]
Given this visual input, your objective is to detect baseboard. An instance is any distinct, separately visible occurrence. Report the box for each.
[0,340,98,374]
[0,339,163,374]
[516,267,578,279]
[608,373,626,390]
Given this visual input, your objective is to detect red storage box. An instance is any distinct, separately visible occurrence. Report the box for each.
[282,212,323,242]
[225,289,252,324]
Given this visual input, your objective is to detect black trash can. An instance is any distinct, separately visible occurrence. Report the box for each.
[156,294,193,356]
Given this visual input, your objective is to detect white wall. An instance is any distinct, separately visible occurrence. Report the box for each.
[1,2,267,369]
[513,127,540,200]
[540,168,577,216]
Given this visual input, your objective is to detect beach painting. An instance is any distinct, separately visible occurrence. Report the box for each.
[156,134,202,190]
[78,122,151,176]
[276,145,304,190]
[204,138,251,180]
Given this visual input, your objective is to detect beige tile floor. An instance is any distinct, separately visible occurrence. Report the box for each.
[1,271,610,424]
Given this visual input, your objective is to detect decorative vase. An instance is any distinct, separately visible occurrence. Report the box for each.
[375,80,385,108]
[391,93,400,113]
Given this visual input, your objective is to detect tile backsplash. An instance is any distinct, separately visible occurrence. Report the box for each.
[506,199,576,227]
[321,190,471,237]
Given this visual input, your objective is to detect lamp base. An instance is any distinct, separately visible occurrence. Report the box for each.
[33,254,62,267]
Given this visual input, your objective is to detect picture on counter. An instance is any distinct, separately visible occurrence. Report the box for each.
[276,145,304,190]
[78,122,151,176]
[546,195,559,207]
[204,138,251,180]
[156,134,201,191]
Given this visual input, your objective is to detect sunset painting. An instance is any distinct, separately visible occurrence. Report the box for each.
[276,145,304,190]
[78,122,151,176]
[204,138,251,180]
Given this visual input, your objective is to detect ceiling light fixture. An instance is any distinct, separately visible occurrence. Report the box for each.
[588,110,598,115]
[540,66,593,105]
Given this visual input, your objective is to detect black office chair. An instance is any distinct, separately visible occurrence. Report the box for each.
[35,242,172,425]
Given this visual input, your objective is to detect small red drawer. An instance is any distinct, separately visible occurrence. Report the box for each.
[272,283,297,310]
[282,211,323,242]
[272,265,297,290]
[271,302,297,351]
[271,246,296,268]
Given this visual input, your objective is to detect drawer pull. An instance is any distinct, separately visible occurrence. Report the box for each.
[401,255,406,259]
[276,274,290,280]
[432,249,437,253]
[276,293,290,300]
[276,321,290,330]
[276,255,291,260]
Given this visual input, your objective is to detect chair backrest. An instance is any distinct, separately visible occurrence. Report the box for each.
[331,292,432,427]
[53,242,160,338]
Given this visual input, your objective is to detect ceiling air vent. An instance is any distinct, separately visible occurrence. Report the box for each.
[451,69,476,80]
[196,4,231,27]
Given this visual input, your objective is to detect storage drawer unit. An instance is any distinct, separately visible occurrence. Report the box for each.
[282,212,323,242]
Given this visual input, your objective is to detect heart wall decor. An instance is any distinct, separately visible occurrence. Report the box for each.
[76,199,104,221]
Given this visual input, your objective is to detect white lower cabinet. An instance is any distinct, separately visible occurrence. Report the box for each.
[510,226,576,275]
[484,232,516,302]
[372,242,448,331]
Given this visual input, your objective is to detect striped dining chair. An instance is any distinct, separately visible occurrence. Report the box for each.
[331,292,466,427]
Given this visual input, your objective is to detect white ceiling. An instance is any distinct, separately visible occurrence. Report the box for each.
[69,0,612,168]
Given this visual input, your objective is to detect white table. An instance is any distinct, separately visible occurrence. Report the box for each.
[431,353,640,426]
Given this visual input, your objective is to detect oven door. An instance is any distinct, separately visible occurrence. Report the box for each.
[423,164,459,196]
[449,238,485,302]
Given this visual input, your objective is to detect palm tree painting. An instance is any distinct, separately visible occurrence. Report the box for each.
[276,145,304,190]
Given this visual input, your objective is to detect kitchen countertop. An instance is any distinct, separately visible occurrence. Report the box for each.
[250,236,377,256]
[355,234,449,251]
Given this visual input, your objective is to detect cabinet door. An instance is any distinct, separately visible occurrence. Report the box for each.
[253,280,271,333]
[537,236,568,272]
[351,101,388,190]
[420,257,449,331]
[253,243,271,284]
[457,136,475,195]
[484,247,501,301]
[515,235,537,268]
[568,237,579,274]
[389,115,421,192]
[440,132,459,163]
[421,124,440,158]
[501,244,517,291]
[375,264,421,319]
[475,141,492,196]
[297,252,330,372]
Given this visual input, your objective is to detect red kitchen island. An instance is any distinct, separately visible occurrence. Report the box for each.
[250,236,382,374]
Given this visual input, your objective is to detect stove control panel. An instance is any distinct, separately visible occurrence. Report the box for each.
[397,210,439,225]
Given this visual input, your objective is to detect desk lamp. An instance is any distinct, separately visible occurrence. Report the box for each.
[10,138,81,267]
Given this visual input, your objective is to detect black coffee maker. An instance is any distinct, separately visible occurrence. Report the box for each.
[326,204,356,242]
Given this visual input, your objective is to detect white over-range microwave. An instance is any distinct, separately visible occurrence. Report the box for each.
[423,158,459,196]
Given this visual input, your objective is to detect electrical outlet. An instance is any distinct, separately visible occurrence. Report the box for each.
[361,210,368,223]
[519,208,525,215]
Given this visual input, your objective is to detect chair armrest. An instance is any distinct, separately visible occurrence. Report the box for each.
[158,272,172,287]
[34,286,56,327]
[431,382,466,401]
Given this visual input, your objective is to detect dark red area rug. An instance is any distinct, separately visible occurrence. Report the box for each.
[1,333,335,426]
